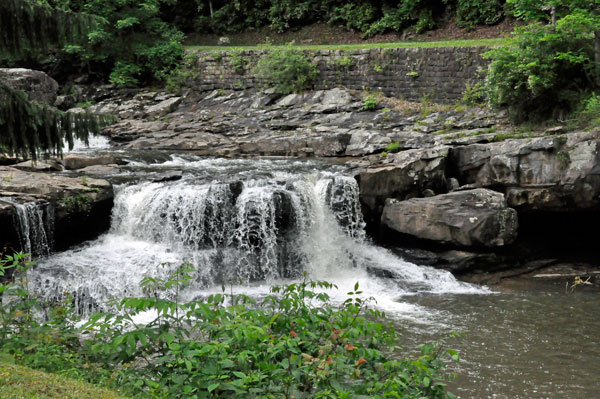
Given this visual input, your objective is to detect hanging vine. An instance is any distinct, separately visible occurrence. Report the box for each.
[0,83,113,160]
[0,0,99,61]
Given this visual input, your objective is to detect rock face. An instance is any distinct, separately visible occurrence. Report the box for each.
[0,68,59,105]
[358,147,449,223]
[450,132,600,211]
[381,189,518,247]
[0,167,114,253]
[99,89,508,158]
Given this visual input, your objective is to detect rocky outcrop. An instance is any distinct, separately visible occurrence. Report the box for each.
[0,167,114,253]
[99,89,509,157]
[381,189,518,247]
[450,132,600,211]
[357,146,449,223]
[0,68,59,105]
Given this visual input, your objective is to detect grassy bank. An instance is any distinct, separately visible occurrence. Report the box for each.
[185,38,507,52]
[0,362,128,399]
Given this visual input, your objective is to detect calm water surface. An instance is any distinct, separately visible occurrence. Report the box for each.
[401,280,600,399]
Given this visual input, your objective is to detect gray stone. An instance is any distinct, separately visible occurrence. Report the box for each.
[60,155,121,171]
[450,132,600,210]
[0,166,113,252]
[381,188,518,247]
[145,97,182,117]
[0,68,59,105]
[13,160,63,172]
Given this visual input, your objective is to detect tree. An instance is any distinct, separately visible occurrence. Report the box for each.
[39,0,185,86]
[0,0,111,159]
[486,0,600,120]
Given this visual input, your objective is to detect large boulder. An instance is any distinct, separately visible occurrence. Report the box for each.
[450,132,600,211]
[381,188,518,247]
[0,68,59,105]
[358,146,449,222]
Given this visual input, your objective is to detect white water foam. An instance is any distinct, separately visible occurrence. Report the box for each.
[28,162,489,324]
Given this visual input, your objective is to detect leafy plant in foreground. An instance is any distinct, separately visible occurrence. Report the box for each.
[0,258,459,399]
[81,268,458,399]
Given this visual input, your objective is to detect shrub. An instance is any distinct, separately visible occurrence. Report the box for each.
[81,269,458,399]
[485,23,593,121]
[486,1,600,121]
[329,3,378,32]
[457,0,505,30]
[573,93,600,128]
[462,81,486,106]
[0,257,459,399]
[254,45,319,94]
[362,96,378,111]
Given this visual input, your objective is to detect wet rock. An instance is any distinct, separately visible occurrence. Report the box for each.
[0,68,59,105]
[13,160,63,172]
[152,170,183,182]
[381,188,518,247]
[59,155,123,171]
[0,166,114,252]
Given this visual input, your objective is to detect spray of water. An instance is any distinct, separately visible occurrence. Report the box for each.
[28,162,488,322]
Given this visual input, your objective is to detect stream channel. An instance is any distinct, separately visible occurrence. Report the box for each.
[23,139,600,399]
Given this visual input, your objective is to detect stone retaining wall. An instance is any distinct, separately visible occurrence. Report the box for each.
[187,46,490,102]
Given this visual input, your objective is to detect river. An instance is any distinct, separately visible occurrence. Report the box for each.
[21,143,600,398]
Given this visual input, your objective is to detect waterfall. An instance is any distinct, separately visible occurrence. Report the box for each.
[1,198,52,256]
[27,161,487,317]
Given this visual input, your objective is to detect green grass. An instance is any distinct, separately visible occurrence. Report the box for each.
[185,38,507,52]
[0,362,128,399]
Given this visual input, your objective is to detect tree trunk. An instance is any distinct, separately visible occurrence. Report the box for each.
[209,0,214,18]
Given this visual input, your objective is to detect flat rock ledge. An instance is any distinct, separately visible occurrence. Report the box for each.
[0,166,114,253]
[381,188,518,247]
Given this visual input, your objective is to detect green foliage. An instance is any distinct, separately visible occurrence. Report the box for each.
[59,193,93,214]
[486,0,600,121]
[577,93,600,127]
[385,141,400,153]
[329,2,378,33]
[0,0,98,64]
[80,270,457,399]
[331,56,354,69]
[457,0,505,30]
[0,257,459,399]
[169,0,502,39]
[165,52,201,94]
[231,51,250,74]
[39,0,184,86]
[254,45,318,94]
[0,84,112,160]
[461,81,486,105]
[362,96,378,111]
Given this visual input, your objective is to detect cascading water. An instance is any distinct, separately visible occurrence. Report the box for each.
[27,157,486,317]
[1,198,52,256]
